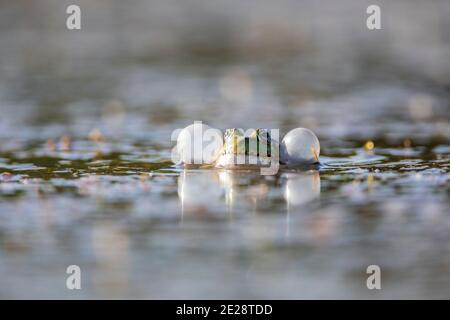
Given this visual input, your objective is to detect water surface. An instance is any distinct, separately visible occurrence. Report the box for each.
[0,0,449,299]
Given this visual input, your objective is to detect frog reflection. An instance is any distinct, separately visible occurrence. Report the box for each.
[177,170,224,217]
[283,171,321,207]
[177,169,269,218]
[177,169,321,218]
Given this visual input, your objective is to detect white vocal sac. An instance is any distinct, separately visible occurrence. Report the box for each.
[176,122,223,165]
[280,128,320,165]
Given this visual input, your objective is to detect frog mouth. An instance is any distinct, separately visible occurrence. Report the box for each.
[215,128,279,168]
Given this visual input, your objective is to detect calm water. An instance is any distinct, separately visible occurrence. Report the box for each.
[0,0,449,299]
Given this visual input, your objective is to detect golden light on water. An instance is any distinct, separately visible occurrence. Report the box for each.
[364,140,375,151]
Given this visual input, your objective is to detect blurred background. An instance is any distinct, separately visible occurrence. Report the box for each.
[0,0,449,299]
[1,0,449,141]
